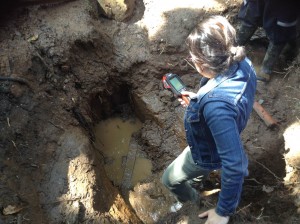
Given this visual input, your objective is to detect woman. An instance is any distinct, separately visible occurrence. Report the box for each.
[162,15,257,224]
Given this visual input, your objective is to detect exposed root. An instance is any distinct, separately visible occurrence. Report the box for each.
[0,76,31,88]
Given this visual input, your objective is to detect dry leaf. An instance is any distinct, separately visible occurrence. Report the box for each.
[27,34,39,42]
[2,205,24,215]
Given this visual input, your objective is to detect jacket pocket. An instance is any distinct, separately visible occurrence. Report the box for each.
[185,100,201,123]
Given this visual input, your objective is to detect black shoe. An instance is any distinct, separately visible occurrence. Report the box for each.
[188,176,204,189]
[261,42,285,75]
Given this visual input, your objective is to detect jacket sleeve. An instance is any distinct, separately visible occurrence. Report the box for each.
[203,100,248,217]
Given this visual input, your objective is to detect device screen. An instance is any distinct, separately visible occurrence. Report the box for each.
[169,77,184,91]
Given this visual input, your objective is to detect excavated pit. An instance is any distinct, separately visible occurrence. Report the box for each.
[90,85,152,192]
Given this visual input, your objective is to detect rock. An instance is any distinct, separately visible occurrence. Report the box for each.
[97,0,136,22]
[132,89,165,123]
[2,204,24,215]
[129,177,172,223]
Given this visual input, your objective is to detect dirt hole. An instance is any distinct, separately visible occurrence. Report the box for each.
[90,84,153,194]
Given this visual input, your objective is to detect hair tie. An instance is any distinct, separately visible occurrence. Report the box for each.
[230,46,237,56]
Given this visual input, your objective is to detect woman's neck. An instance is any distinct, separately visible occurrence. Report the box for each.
[201,70,216,79]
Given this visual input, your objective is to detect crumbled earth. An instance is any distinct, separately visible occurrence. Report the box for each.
[0,0,299,223]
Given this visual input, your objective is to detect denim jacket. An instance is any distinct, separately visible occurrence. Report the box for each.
[184,58,257,216]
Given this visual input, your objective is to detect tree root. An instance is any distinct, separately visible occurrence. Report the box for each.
[0,76,32,89]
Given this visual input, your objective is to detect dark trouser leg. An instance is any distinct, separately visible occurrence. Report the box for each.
[236,23,258,46]
[161,146,210,204]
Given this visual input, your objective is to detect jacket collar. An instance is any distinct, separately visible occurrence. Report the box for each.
[194,62,239,102]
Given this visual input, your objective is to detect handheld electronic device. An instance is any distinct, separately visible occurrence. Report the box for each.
[162,73,190,104]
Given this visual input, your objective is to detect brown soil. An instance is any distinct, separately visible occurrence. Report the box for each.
[0,0,299,223]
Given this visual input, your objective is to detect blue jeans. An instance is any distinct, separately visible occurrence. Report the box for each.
[162,146,211,203]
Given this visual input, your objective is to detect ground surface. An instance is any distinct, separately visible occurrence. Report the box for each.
[0,0,300,223]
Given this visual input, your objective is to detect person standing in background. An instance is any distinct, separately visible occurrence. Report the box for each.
[237,0,299,82]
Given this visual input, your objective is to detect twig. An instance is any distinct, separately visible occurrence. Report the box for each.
[48,121,64,131]
[98,95,102,104]
[256,207,264,220]
[159,42,167,55]
[22,213,30,221]
[256,207,269,220]
[105,83,112,95]
[282,67,294,79]
[203,200,214,207]
[11,140,17,149]
[159,46,165,55]
[252,146,264,149]
[7,117,10,127]
[273,71,286,75]
[245,178,263,185]
[237,203,252,214]
[254,160,281,180]
[11,140,22,156]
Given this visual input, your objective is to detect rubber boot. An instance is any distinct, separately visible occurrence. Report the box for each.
[282,38,299,63]
[257,42,285,82]
[236,23,257,45]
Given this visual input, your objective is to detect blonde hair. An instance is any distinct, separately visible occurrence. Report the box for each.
[186,15,246,74]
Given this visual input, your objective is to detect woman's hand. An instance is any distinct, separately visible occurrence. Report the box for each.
[199,208,229,224]
[178,91,196,107]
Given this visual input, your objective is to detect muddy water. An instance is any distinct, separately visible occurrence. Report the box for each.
[94,117,152,188]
